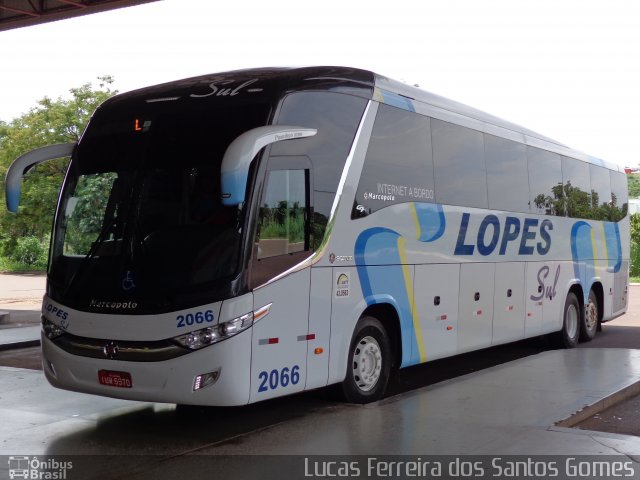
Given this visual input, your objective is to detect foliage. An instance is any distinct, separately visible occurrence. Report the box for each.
[11,235,48,267]
[64,173,117,255]
[628,174,640,198]
[259,201,306,242]
[630,213,640,278]
[533,181,627,221]
[0,77,117,268]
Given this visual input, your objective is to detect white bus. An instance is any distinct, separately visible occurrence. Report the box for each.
[5,67,629,405]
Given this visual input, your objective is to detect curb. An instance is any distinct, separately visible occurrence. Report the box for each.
[555,379,640,427]
[0,339,40,352]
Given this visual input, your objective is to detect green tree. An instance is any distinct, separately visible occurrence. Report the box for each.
[628,174,640,198]
[0,76,117,260]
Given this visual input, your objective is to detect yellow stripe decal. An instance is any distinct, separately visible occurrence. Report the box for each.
[591,228,598,271]
[601,223,609,266]
[410,202,421,240]
[373,87,385,103]
[397,236,426,362]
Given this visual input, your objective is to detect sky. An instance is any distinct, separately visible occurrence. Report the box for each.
[1,0,639,167]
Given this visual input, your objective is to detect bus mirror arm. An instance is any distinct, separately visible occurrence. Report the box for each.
[5,143,75,213]
[220,125,317,206]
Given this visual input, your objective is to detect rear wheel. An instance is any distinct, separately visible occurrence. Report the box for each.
[555,292,580,348]
[580,289,598,342]
[342,316,391,403]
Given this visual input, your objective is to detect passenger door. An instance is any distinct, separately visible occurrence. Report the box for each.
[249,157,312,402]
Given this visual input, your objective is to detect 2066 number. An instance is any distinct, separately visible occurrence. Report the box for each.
[258,365,300,392]
[176,310,214,328]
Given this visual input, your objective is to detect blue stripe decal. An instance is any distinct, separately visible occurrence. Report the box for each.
[355,227,418,367]
[414,203,446,242]
[570,221,595,303]
[380,90,416,112]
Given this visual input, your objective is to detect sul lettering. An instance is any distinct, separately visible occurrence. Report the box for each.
[531,264,560,301]
[190,78,260,98]
[455,214,553,256]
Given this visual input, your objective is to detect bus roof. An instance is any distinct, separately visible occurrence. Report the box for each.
[98,66,620,172]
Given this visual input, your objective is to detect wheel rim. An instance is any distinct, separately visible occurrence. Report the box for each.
[566,304,579,339]
[351,336,382,392]
[585,299,598,332]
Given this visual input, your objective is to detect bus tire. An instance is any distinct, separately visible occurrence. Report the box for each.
[555,292,580,348]
[342,316,391,404]
[580,289,598,342]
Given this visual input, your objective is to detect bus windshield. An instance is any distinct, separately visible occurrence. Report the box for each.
[48,102,271,313]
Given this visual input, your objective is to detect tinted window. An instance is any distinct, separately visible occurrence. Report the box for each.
[432,119,487,208]
[484,134,529,213]
[272,91,367,236]
[257,169,308,259]
[562,156,591,219]
[610,171,629,221]
[354,104,433,217]
[251,166,311,288]
[527,147,563,216]
[590,164,612,220]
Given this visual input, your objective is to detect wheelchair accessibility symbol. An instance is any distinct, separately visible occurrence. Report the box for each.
[122,270,137,292]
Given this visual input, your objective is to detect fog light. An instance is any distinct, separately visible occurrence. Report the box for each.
[46,360,57,377]
[193,369,221,391]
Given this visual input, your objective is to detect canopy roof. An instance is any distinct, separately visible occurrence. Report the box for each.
[0,0,158,32]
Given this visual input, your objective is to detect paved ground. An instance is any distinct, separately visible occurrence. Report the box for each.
[0,272,45,328]
[2,272,640,474]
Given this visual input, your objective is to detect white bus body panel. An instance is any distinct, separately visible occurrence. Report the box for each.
[414,263,459,361]
[42,295,224,341]
[249,268,310,402]
[306,267,333,390]
[613,261,629,316]
[492,262,525,345]
[525,263,544,337]
[458,263,495,353]
[328,266,365,385]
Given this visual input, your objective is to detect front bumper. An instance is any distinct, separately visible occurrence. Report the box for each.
[41,327,253,406]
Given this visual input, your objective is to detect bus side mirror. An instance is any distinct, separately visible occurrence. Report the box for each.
[5,143,75,213]
[220,125,317,206]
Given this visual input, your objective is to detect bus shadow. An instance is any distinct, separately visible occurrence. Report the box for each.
[43,388,338,457]
[387,337,549,397]
[42,337,556,460]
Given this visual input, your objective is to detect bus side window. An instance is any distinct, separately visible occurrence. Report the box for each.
[251,166,311,288]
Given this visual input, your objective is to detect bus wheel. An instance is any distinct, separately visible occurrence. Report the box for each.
[555,292,580,348]
[580,289,598,342]
[342,316,391,404]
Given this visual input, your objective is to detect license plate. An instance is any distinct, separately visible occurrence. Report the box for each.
[98,370,133,388]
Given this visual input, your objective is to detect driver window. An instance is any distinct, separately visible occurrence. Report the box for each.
[251,165,310,287]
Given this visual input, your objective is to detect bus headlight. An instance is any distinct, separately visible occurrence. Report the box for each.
[172,312,253,350]
[42,316,64,340]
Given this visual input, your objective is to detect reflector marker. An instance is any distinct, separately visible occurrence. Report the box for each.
[436,314,448,321]
[258,337,279,345]
[473,309,483,316]
[446,326,453,331]
[297,334,316,341]
[507,305,514,311]
[253,303,273,323]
